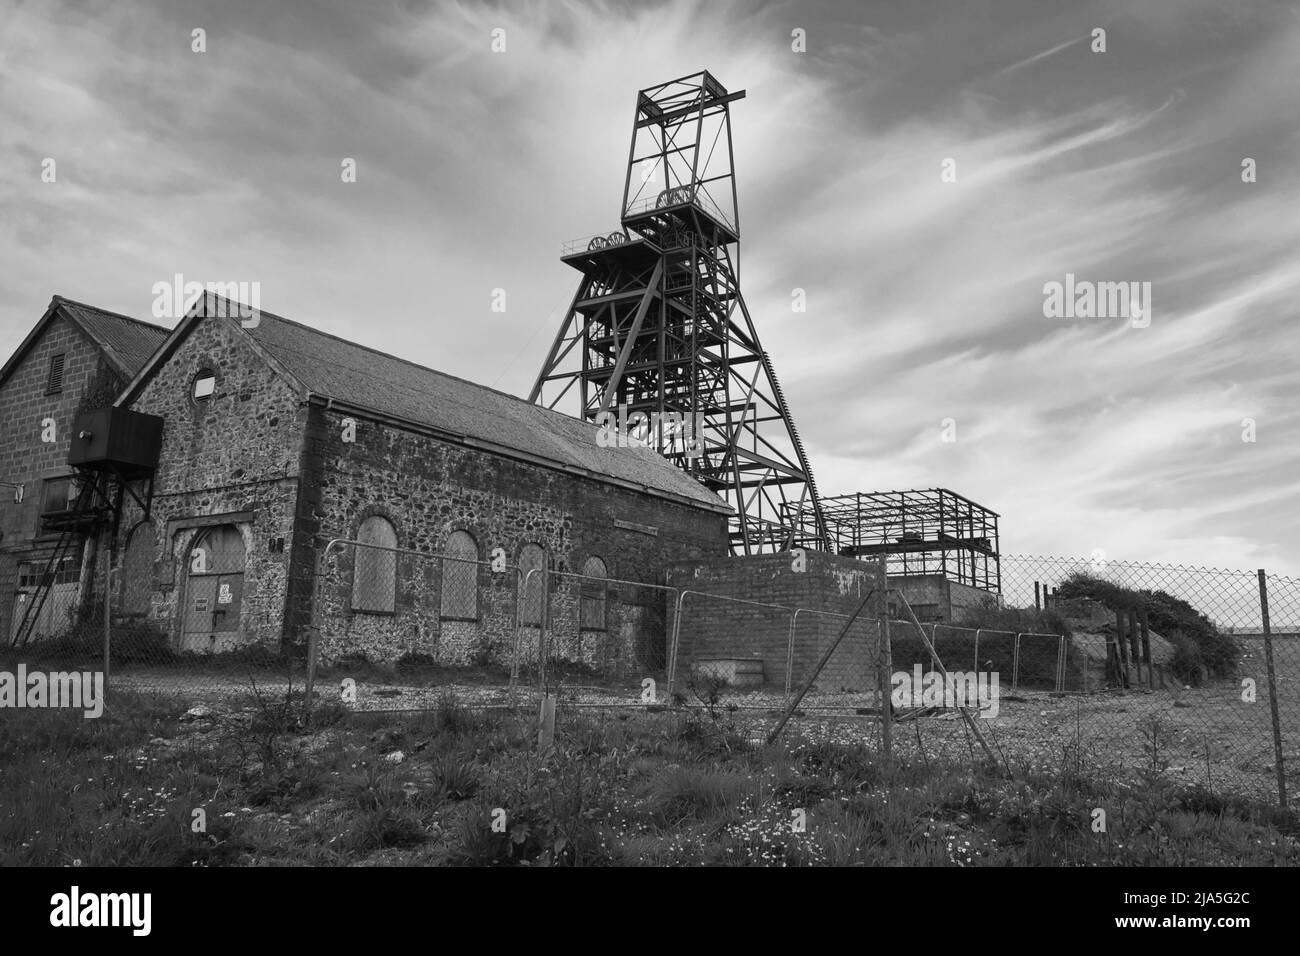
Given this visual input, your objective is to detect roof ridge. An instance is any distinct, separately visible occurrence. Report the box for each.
[52,295,169,332]
[254,309,605,433]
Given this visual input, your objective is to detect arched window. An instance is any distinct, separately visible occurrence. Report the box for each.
[119,521,156,616]
[518,543,545,626]
[580,556,608,631]
[352,515,397,613]
[441,530,479,621]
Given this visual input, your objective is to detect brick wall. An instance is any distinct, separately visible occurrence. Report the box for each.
[0,313,124,642]
[308,403,729,669]
[666,551,884,693]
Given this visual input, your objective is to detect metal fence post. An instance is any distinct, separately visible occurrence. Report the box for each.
[1056,635,1066,693]
[665,590,687,700]
[1011,633,1021,694]
[1258,569,1287,807]
[877,561,892,757]
[507,568,523,707]
[785,609,800,699]
[303,549,326,717]
[103,562,114,690]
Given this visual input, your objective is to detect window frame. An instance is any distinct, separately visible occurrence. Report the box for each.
[350,515,398,615]
[579,556,609,632]
[190,369,217,406]
[439,530,480,622]
[38,476,77,528]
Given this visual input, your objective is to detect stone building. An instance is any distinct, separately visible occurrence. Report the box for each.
[0,296,168,644]
[106,297,730,670]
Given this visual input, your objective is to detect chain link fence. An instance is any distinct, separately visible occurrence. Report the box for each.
[305,539,527,713]
[526,565,679,708]
[5,537,1297,806]
[968,555,1299,806]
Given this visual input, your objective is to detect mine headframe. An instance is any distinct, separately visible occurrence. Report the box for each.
[530,71,828,555]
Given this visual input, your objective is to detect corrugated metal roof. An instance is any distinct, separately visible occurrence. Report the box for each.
[242,309,728,512]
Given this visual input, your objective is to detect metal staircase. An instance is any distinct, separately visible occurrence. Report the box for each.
[9,476,101,647]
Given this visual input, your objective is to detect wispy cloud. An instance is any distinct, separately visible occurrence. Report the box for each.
[994,36,1085,77]
[0,0,1296,576]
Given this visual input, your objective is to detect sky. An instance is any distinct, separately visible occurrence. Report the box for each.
[1,0,1297,578]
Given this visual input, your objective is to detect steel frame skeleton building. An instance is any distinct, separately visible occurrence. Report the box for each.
[530,71,827,555]
[821,488,1001,593]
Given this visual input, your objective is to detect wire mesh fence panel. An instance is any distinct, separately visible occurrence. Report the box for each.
[309,540,526,713]
[529,567,679,708]
[1264,573,1300,635]
[784,609,882,714]
[667,590,795,712]
[1012,632,1065,693]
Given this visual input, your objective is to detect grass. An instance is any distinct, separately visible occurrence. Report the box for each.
[1,690,1296,866]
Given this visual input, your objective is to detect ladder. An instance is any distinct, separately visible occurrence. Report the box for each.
[9,477,100,648]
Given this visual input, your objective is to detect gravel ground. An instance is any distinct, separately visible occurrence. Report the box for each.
[110,667,1296,802]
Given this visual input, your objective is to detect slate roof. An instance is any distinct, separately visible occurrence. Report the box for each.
[114,297,727,513]
[53,297,170,379]
[0,296,169,392]
[242,310,728,512]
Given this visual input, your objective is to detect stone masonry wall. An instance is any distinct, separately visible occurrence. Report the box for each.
[308,404,729,671]
[121,313,306,650]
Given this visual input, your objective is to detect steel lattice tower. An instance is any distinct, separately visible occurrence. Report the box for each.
[530,71,827,554]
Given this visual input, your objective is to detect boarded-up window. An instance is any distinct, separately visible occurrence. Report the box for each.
[518,543,545,626]
[440,530,479,620]
[580,556,608,631]
[39,476,76,521]
[119,521,156,615]
[352,515,397,613]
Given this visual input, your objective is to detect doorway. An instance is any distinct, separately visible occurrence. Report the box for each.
[181,525,246,653]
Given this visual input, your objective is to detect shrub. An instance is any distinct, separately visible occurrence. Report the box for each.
[14,619,175,667]
[1166,629,1207,686]
[111,622,176,665]
[958,602,1071,639]
[470,639,499,669]
[396,651,436,668]
[1055,573,1238,680]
